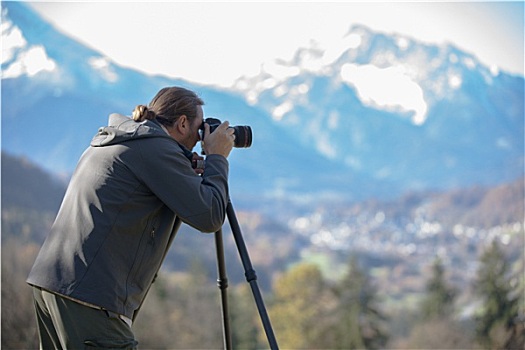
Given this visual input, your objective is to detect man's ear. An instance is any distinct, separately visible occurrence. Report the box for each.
[176,115,188,134]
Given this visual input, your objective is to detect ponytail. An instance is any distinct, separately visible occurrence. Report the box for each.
[132,87,204,126]
[132,105,156,122]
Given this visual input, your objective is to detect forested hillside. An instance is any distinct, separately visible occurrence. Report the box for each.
[2,152,523,349]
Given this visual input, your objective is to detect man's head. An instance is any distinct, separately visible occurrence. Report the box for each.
[133,86,205,150]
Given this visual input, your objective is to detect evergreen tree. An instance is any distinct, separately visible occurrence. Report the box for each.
[332,255,389,349]
[405,258,471,349]
[420,257,457,321]
[474,240,523,349]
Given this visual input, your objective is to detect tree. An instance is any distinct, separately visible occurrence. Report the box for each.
[1,239,40,350]
[331,255,389,349]
[420,257,457,321]
[268,263,333,348]
[405,258,471,349]
[229,284,261,349]
[133,274,180,348]
[134,258,223,349]
[474,240,523,349]
[405,317,473,349]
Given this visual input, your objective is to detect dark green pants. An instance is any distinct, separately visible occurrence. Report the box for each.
[32,287,138,349]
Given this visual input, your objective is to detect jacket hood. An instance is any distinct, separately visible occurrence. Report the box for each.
[91,113,170,147]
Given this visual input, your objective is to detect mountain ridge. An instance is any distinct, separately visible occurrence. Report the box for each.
[232,23,524,192]
[3,149,522,249]
[2,2,523,201]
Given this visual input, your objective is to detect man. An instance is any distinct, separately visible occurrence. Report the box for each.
[27,86,235,349]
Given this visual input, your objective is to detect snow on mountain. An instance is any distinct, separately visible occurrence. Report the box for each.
[232,24,524,191]
[1,2,354,202]
[2,2,523,202]
[2,12,55,78]
[234,24,505,125]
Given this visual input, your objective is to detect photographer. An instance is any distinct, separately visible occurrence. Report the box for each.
[26,86,235,349]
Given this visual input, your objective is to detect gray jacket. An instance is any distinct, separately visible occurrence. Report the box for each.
[27,113,229,320]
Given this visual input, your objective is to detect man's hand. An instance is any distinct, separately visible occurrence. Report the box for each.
[191,152,205,175]
[202,121,235,158]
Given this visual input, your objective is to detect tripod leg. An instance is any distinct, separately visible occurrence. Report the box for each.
[215,229,232,350]
[226,201,279,350]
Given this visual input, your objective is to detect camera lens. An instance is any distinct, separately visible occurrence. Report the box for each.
[233,126,252,148]
[201,118,252,148]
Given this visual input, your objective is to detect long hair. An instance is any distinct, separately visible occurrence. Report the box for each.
[132,87,204,126]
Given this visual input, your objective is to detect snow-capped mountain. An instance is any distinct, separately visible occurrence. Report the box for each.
[2,2,523,202]
[1,2,346,202]
[233,24,524,191]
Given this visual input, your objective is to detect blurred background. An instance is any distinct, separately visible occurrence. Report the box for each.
[2,1,523,349]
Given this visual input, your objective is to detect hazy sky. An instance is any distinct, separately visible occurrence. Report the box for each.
[27,1,524,87]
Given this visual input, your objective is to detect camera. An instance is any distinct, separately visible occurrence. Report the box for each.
[201,117,252,148]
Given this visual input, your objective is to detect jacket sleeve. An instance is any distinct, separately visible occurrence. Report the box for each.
[132,137,229,233]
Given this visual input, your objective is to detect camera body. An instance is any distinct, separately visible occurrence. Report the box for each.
[201,117,252,148]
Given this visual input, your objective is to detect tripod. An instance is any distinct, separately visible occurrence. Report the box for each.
[214,199,279,350]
